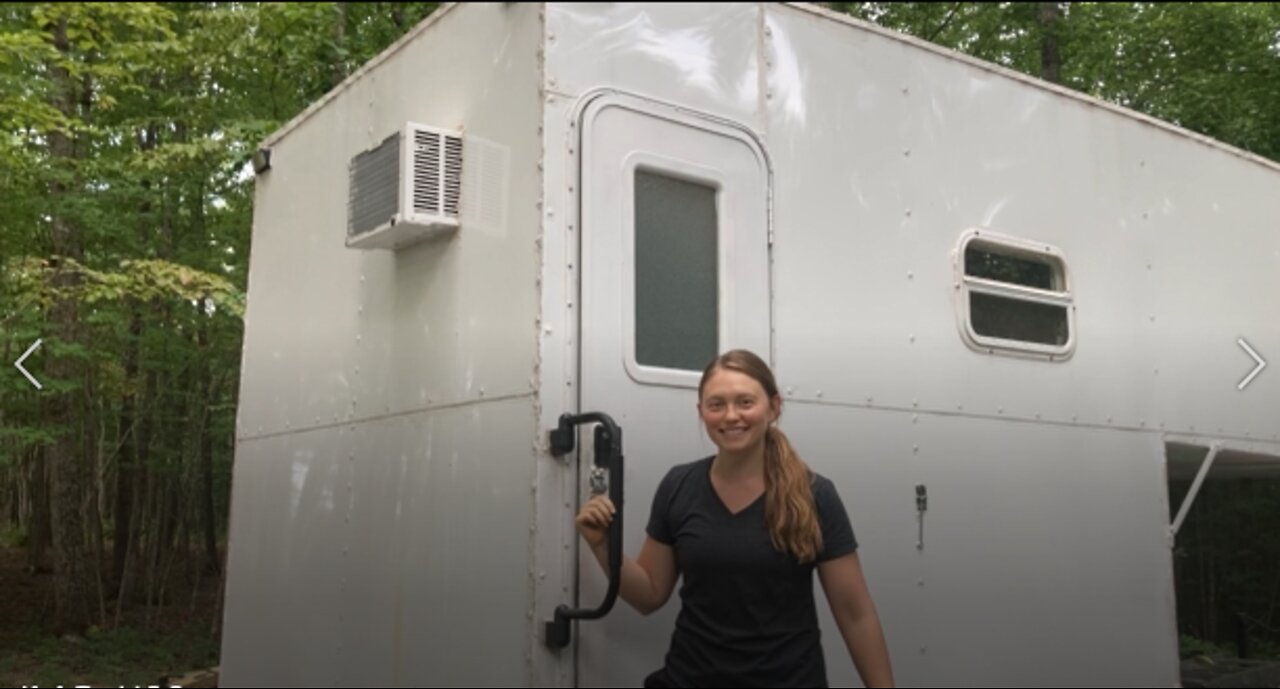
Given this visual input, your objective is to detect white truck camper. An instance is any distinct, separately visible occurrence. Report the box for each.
[221,3,1280,686]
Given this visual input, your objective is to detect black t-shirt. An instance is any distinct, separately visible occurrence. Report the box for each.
[645,456,858,688]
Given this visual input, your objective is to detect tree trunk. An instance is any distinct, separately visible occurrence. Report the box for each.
[116,116,156,588]
[199,332,220,575]
[45,13,95,637]
[333,3,347,87]
[1038,2,1063,85]
[113,309,141,588]
[25,448,53,573]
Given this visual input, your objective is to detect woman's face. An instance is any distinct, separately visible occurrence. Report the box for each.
[698,368,780,455]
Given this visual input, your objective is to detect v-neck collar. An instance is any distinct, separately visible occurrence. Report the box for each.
[705,456,766,517]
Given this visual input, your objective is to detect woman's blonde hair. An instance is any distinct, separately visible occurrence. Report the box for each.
[699,349,823,563]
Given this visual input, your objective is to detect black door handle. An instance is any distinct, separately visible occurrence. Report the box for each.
[545,412,624,650]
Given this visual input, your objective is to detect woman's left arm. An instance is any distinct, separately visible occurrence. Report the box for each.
[818,552,895,688]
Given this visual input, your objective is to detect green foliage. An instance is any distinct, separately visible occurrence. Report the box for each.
[2,618,220,687]
[1180,633,1231,660]
[0,523,28,547]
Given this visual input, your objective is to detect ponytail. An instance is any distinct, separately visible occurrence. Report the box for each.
[763,425,823,563]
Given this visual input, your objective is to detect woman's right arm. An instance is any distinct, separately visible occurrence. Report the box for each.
[577,495,678,616]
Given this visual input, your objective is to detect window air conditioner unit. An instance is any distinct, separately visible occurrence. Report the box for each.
[346,123,462,250]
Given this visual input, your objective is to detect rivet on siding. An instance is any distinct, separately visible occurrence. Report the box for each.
[903,149,911,157]
[913,445,919,454]
[907,271,913,280]
[816,390,823,398]
[905,209,912,218]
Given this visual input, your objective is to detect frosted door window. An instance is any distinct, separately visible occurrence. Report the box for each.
[634,170,718,371]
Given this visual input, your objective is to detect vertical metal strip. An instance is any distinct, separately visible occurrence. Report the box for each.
[1170,444,1221,538]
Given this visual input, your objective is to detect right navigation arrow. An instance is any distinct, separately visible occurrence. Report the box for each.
[1237,338,1267,391]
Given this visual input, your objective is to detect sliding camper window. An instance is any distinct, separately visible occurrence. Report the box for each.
[956,230,1075,359]
[634,169,718,371]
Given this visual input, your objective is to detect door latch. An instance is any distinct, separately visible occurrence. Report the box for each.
[916,484,928,550]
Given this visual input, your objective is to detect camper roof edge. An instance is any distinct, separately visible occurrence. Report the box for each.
[784,1,1280,175]
[257,2,464,151]
[254,1,1280,176]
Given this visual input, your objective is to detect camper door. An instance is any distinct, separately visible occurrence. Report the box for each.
[575,94,771,686]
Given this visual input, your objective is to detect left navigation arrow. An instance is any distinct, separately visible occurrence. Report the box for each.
[15,339,42,390]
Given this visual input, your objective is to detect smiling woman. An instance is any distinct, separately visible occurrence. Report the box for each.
[575,350,895,688]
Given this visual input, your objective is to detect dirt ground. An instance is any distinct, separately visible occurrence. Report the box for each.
[0,545,222,688]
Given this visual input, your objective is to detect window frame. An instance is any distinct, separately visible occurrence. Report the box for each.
[621,153,728,388]
[953,228,1076,360]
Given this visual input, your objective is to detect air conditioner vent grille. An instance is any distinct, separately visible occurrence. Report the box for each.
[348,132,401,237]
